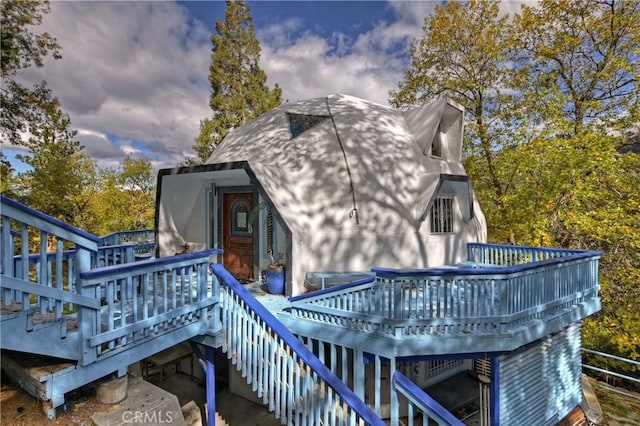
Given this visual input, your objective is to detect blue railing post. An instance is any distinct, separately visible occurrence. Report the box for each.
[76,247,97,365]
[1,216,14,299]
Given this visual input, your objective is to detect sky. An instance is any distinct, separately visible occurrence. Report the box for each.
[4,0,531,172]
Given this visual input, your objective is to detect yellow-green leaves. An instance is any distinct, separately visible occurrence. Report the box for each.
[394,0,640,360]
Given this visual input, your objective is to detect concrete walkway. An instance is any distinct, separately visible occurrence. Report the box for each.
[129,359,281,426]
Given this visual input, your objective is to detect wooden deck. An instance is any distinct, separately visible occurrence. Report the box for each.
[1,195,602,425]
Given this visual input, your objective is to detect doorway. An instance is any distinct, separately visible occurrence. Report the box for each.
[222,192,255,282]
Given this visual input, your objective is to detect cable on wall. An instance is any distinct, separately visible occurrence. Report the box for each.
[325,96,359,225]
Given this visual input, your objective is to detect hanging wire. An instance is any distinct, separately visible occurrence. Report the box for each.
[326,97,360,225]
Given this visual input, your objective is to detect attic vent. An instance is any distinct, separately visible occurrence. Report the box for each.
[287,113,329,138]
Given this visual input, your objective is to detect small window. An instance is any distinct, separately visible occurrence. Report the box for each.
[431,122,443,157]
[288,113,329,138]
[266,209,274,254]
[430,195,454,233]
[231,199,251,237]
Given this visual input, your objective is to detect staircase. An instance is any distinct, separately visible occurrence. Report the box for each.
[0,196,221,419]
[1,195,465,425]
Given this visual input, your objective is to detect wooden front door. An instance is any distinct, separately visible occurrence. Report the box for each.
[223,193,254,281]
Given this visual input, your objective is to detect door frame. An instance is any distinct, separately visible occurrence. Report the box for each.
[216,185,259,280]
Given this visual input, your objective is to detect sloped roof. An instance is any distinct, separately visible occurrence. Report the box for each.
[207,94,466,237]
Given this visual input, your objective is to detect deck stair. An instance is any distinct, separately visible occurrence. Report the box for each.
[0,196,222,419]
[1,195,602,425]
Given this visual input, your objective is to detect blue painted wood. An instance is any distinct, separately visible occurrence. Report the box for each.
[211,263,386,426]
[81,250,222,280]
[0,195,100,248]
[392,372,464,426]
[498,324,582,425]
[77,247,98,366]
[290,274,376,302]
[490,355,500,426]
[288,245,601,347]
[1,276,100,308]
[205,346,215,426]
[99,229,155,247]
[80,255,219,362]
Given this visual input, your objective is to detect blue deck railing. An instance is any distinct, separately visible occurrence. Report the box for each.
[289,244,601,343]
[1,195,221,365]
[211,263,386,426]
[80,250,220,365]
[100,229,155,246]
[1,196,100,320]
[99,230,156,257]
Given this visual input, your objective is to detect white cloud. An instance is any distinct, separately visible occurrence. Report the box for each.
[15,1,212,169]
[259,3,427,106]
[11,0,439,170]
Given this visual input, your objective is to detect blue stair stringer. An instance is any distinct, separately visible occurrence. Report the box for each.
[0,196,222,419]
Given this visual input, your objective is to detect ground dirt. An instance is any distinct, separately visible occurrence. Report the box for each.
[1,369,108,425]
[1,370,639,425]
[587,377,640,426]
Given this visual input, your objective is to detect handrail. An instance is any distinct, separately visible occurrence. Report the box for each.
[290,274,376,302]
[80,250,221,281]
[467,242,595,266]
[288,244,601,345]
[0,195,99,250]
[374,246,602,278]
[392,371,464,426]
[99,229,155,246]
[582,348,640,399]
[77,250,221,365]
[1,196,98,318]
[211,263,386,426]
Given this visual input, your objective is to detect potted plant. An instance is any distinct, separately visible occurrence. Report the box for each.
[265,250,285,295]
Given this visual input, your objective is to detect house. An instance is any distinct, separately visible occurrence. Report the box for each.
[155,94,487,295]
[0,94,601,425]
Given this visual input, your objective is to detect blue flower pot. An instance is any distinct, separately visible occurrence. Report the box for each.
[265,267,285,295]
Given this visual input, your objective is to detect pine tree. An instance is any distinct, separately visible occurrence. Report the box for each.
[193,0,281,163]
[15,84,97,226]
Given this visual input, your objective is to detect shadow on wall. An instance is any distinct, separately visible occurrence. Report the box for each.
[192,95,484,292]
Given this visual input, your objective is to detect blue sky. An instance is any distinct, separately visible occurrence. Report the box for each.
[4,1,530,172]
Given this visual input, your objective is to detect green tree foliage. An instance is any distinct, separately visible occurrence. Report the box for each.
[1,0,61,144]
[0,151,17,198]
[514,0,639,136]
[87,156,156,235]
[0,0,156,237]
[14,87,97,226]
[393,0,640,358]
[389,0,515,225]
[193,0,282,163]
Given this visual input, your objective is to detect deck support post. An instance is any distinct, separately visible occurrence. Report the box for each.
[206,346,216,426]
[354,349,365,400]
[490,355,500,426]
[389,357,398,426]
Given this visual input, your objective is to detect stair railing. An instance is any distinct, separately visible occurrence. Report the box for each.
[210,263,385,426]
[392,372,464,426]
[78,250,221,365]
[1,196,99,318]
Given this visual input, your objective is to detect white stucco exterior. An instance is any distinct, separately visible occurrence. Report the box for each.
[156,94,487,296]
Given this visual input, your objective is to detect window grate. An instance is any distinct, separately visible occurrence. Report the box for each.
[430,195,454,233]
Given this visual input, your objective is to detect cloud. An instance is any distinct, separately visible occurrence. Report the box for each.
[258,3,427,106]
[10,0,441,170]
[15,1,212,169]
